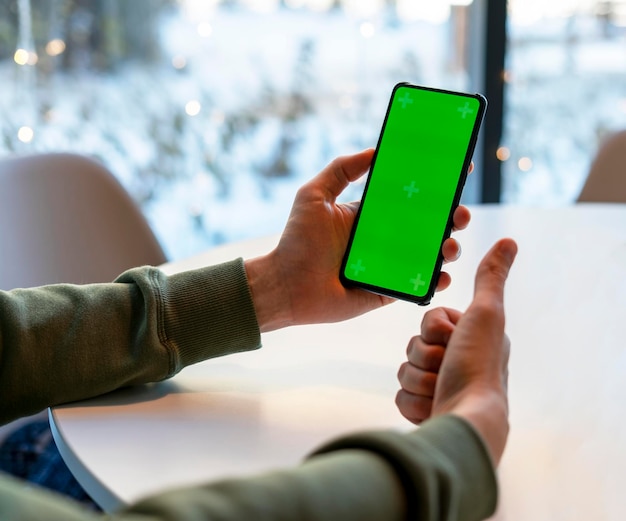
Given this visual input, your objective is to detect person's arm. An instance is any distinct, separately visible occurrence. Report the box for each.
[397,238,518,466]
[0,414,495,521]
[0,259,260,425]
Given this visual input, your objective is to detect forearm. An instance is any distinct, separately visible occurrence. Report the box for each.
[0,416,497,521]
[0,259,261,425]
[447,390,509,467]
[310,415,498,521]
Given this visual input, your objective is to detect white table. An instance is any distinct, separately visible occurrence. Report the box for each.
[50,204,626,520]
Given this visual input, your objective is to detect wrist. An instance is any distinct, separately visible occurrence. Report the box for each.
[445,389,509,466]
[244,252,293,333]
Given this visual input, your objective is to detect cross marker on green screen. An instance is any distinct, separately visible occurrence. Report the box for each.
[403,181,420,198]
[398,91,413,109]
[410,273,426,291]
[403,181,420,199]
[351,259,366,275]
[458,101,474,119]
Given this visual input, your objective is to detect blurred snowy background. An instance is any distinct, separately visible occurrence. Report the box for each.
[503,0,626,204]
[1,0,625,260]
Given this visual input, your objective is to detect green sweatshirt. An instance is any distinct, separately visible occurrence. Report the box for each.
[0,259,498,521]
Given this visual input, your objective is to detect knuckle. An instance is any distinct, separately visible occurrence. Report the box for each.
[422,310,454,338]
[429,314,452,333]
[480,261,508,284]
[395,390,432,425]
[405,336,418,356]
[422,347,443,370]
[397,362,408,383]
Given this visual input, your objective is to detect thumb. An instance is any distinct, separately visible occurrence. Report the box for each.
[312,149,374,199]
[472,238,518,306]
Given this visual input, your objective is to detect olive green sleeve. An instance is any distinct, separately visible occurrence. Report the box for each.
[309,415,498,521]
[0,415,497,521]
[0,259,261,425]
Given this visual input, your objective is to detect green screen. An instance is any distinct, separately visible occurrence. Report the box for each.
[342,84,483,302]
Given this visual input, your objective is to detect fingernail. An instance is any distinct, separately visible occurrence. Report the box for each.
[499,239,518,264]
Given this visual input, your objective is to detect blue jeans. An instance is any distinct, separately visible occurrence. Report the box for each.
[0,420,100,510]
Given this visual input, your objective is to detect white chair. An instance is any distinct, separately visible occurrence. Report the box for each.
[0,152,167,441]
[0,152,167,290]
[577,130,626,203]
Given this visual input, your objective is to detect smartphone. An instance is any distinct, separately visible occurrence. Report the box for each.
[340,82,487,305]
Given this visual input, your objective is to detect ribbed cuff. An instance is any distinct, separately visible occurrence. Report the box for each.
[158,258,262,369]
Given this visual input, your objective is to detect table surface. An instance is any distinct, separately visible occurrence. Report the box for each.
[50,204,626,520]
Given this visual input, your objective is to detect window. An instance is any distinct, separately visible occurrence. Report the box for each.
[2,0,483,258]
[502,0,626,204]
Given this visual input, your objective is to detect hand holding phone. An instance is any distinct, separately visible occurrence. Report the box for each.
[340,83,487,305]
